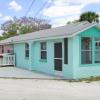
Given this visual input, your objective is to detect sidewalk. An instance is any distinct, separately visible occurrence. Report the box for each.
[0,67,61,79]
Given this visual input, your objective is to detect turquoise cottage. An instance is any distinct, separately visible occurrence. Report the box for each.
[0,21,100,79]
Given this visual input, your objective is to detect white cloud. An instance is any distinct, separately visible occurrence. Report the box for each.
[43,0,100,27]
[0,15,13,21]
[9,1,22,11]
[51,18,67,27]
[0,13,3,17]
[0,12,13,21]
[43,0,100,18]
[43,4,84,17]
[0,30,4,36]
[51,0,69,6]
[52,15,79,27]
[53,0,100,5]
[43,0,86,18]
[2,16,13,21]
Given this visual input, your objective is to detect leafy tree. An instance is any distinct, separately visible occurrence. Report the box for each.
[67,20,79,24]
[79,11,99,23]
[0,17,51,39]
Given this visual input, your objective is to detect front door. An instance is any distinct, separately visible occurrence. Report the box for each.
[54,43,62,71]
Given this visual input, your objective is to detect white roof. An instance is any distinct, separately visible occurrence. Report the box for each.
[0,21,96,44]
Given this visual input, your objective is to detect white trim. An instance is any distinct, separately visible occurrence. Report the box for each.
[82,50,92,51]
[28,41,34,71]
[54,58,62,59]
[41,50,47,51]
[0,54,15,66]
[40,42,47,60]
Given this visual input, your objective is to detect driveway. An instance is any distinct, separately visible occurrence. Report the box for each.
[0,67,60,79]
[0,78,100,100]
[0,67,100,100]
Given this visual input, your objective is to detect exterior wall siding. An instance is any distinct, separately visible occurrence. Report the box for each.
[14,43,30,69]
[63,37,74,79]
[31,40,54,75]
[31,39,74,78]
[14,38,74,79]
[73,27,100,79]
[13,27,100,79]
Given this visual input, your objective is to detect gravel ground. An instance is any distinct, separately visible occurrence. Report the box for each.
[0,78,100,100]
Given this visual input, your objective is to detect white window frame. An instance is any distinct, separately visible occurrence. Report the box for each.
[40,42,47,60]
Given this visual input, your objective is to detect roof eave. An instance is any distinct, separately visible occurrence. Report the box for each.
[0,23,97,45]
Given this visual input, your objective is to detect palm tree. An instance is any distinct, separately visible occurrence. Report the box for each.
[79,11,99,23]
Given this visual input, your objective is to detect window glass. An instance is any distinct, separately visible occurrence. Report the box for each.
[41,42,47,59]
[41,51,47,59]
[41,42,46,50]
[95,42,100,50]
[2,45,4,53]
[82,51,92,64]
[81,37,92,50]
[81,37,92,64]
[25,43,29,58]
[95,39,100,63]
[95,38,100,41]
[64,38,68,64]
[54,43,62,58]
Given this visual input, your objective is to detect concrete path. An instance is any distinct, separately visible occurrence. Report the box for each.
[0,67,100,100]
[0,78,100,100]
[0,67,60,79]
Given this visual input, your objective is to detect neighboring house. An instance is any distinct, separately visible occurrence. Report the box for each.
[0,44,13,54]
[0,44,14,66]
[0,21,100,79]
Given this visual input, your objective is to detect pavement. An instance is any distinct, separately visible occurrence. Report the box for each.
[0,78,100,100]
[0,66,61,79]
[0,67,100,100]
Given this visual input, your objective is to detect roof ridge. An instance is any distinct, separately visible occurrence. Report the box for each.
[0,22,96,44]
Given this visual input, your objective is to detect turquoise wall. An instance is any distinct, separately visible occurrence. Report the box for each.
[14,27,100,79]
[14,43,31,69]
[63,38,74,79]
[73,27,100,79]
[14,38,74,79]
[31,39,74,79]
[13,27,100,79]
[31,40,54,75]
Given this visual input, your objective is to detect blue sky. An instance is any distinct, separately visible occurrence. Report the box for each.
[0,0,100,28]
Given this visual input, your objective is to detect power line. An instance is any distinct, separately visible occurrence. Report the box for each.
[34,0,49,18]
[25,0,36,16]
[38,2,52,19]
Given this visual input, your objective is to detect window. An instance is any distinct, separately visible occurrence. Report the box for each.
[81,37,92,64]
[95,38,100,63]
[25,43,29,58]
[1,45,4,53]
[7,50,10,53]
[41,42,47,59]
[64,38,68,64]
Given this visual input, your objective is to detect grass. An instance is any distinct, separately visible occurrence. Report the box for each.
[68,76,100,83]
